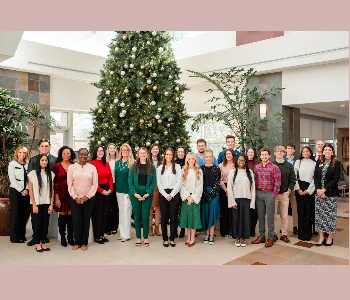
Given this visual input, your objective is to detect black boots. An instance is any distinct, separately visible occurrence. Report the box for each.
[58,214,75,247]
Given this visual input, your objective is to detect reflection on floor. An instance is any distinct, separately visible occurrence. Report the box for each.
[0,197,348,265]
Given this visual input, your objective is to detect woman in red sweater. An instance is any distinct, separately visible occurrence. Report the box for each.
[90,146,113,244]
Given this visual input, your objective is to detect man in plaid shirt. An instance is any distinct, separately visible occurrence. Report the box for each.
[252,148,282,247]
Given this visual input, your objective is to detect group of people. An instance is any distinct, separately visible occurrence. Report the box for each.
[8,136,341,252]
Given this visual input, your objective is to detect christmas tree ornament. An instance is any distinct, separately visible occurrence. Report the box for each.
[113,124,116,127]
[186,139,190,143]
[155,114,160,119]
[114,98,119,103]
[159,47,164,52]
[150,101,156,105]
[155,141,159,144]
[146,142,151,146]
[147,41,151,45]
[121,71,125,75]
[120,102,125,107]
[113,41,117,45]
[169,75,172,79]
[157,108,162,111]
[122,110,126,114]
[164,131,168,135]
[167,124,170,127]
[119,113,125,117]
[129,64,134,68]
[124,64,128,69]
[101,137,106,142]
[98,109,103,114]
[161,66,164,70]
[164,92,168,96]
[130,127,134,131]
[147,79,152,84]
[175,97,179,101]
[106,90,110,95]
[140,65,145,69]
[152,31,157,36]
[152,86,157,91]
[136,93,140,98]
[175,87,179,91]
[91,137,95,141]
[147,123,152,127]
[140,119,145,124]
[110,71,114,75]
[123,35,127,40]
[135,146,139,151]
[168,117,173,121]
[157,120,162,124]
[132,46,137,52]
[176,139,180,143]
[124,89,129,94]
[152,73,157,77]
[131,54,135,59]
[115,47,119,51]
[182,111,186,115]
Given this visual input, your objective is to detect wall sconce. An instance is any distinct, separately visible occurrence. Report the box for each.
[260,103,267,118]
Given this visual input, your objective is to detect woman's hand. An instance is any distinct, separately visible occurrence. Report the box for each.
[232,205,237,209]
[55,199,61,208]
[32,204,39,214]
[48,205,53,214]
[187,196,194,204]
[166,195,172,201]
[21,189,28,196]
[320,193,326,199]
[74,197,82,204]
[297,189,304,195]
[143,194,149,200]
[134,194,142,201]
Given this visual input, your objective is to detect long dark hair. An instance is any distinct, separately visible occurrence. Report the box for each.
[232,155,253,189]
[35,154,53,198]
[133,147,154,175]
[161,148,176,175]
[223,148,236,166]
[149,143,162,167]
[320,143,337,168]
[298,146,315,161]
[91,145,107,166]
[57,146,76,164]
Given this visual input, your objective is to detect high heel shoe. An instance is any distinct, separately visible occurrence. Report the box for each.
[315,238,325,247]
[325,238,333,246]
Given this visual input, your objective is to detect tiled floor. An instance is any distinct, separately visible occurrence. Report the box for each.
[0,198,348,265]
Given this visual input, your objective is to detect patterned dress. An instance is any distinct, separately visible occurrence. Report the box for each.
[315,160,337,233]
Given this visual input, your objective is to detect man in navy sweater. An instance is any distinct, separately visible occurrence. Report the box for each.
[217,135,242,165]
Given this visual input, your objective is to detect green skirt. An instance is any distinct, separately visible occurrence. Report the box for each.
[179,200,202,229]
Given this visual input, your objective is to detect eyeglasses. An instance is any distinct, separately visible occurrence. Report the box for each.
[122,150,130,152]
[97,150,104,153]
[238,159,246,162]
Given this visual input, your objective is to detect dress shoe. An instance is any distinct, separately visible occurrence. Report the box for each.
[27,239,35,246]
[163,241,169,247]
[265,240,274,247]
[95,238,104,244]
[102,236,109,242]
[61,237,68,247]
[325,238,333,246]
[22,237,27,242]
[11,240,25,243]
[36,248,44,253]
[273,234,278,243]
[188,242,195,247]
[42,247,50,251]
[170,241,176,247]
[280,235,291,243]
[293,226,298,235]
[251,237,266,244]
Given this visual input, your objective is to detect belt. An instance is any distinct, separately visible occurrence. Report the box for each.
[257,189,273,192]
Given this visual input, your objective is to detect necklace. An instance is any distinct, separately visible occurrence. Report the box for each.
[118,160,128,171]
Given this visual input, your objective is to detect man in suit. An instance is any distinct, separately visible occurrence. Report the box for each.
[27,138,57,246]
[315,140,325,161]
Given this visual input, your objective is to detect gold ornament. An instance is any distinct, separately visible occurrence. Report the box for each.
[140,119,145,124]
[182,111,187,115]
[157,119,162,124]
[186,139,190,143]
[123,35,127,40]
[140,65,145,69]
[98,109,103,114]
[124,88,129,94]
[152,86,157,91]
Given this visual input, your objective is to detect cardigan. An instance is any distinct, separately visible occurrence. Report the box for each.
[314,159,341,197]
[180,169,203,204]
[8,160,28,192]
[128,164,156,196]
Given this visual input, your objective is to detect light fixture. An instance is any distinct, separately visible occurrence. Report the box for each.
[340,105,345,107]
[260,103,267,118]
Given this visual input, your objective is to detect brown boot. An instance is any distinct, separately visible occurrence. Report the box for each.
[155,225,161,236]
[149,225,154,236]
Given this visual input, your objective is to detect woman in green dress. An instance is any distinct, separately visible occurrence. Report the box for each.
[128,147,156,247]
[179,153,203,247]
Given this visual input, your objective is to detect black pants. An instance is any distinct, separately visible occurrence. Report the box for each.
[250,208,258,236]
[32,204,50,244]
[296,182,314,241]
[70,196,96,245]
[92,192,110,239]
[106,191,119,232]
[9,188,30,242]
[159,189,180,242]
[231,198,251,239]
[219,187,232,236]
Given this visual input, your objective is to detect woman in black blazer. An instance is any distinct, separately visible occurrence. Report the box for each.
[314,143,341,246]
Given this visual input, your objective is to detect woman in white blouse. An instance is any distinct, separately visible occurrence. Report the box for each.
[179,153,203,247]
[28,154,55,252]
[294,146,316,241]
[8,146,30,243]
[227,154,255,247]
[157,148,182,247]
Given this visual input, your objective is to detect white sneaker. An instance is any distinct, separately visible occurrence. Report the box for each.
[240,239,247,247]
[203,235,209,244]
[235,240,241,247]
[208,235,214,245]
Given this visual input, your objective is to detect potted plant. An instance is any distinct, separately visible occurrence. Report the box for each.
[0,87,56,235]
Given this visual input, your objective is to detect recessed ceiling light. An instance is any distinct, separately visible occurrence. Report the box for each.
[340,105,345,107]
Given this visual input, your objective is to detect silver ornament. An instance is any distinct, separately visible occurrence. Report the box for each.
[152,73,157,77]
[129,64,134,68]
[122,110,126,114]
[155,141,159,144]
[155,114,160,119]
[113,41,117,45]
[176,139,180,143]
[132,46,137,52]
[147,123,152,127]
[136,93,140,98]
[106,90,110,95]
[119,113,125,117]
[115,47,119,51]
[121,71,125,75]
[147,41,151,45]
[175,87,179,91]
[114,98,119,103]
[152,31,157,36]
[131,54,135,59]
[157,108,162,111]
[150,101,156,106]
[110,71,114,75]
[146,142,151,147]
[124,64,128,69]
[101,137,106,142]
[167,124,170,127]
[98,141,102,145]
[175,97,179,101]
[130,127,134,131]
[164,92,168,96]
[135,146,139,151]
[169,75,172,79]
[159,47,163,52]
[147,79,152,84]
[120,102,125,107]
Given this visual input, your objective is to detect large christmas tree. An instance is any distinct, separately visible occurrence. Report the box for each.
[89,31,190,153]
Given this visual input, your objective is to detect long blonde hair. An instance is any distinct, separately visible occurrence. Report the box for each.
[183,152,201,180]
[106,143,118,162]
[13,145,29,163]
[117,143,135,168]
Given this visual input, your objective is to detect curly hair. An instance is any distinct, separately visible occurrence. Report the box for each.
[56,146,76,164]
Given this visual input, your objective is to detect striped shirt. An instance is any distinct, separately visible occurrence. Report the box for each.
[254,161,282,197]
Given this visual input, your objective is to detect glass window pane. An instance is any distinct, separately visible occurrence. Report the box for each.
[51,112,68,127]
[73,113,93,144]
[50,132,64,157]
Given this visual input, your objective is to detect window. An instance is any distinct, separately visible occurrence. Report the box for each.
[73,113,93,151]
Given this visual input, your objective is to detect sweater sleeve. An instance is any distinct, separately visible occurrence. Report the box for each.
[192,170,203,204]
[156,166,168,198]
[180,170,190,201]
[170,164,183,198]
[205,166,221,199]
[86,165,98,199]
[250,170,256,209]
[226,169,236,207]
